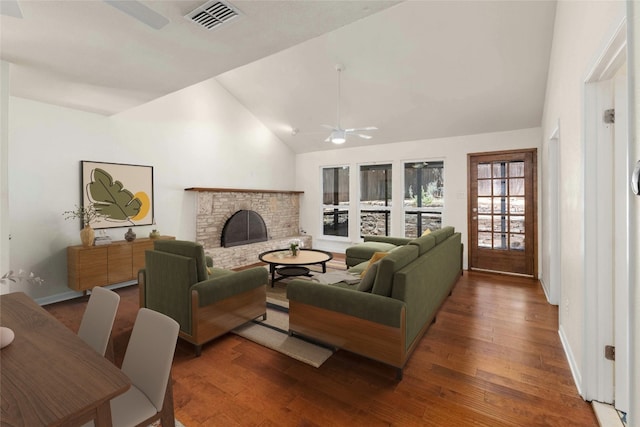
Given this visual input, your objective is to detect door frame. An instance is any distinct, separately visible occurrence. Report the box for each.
[582,17,628,409]
[467,148,538,277]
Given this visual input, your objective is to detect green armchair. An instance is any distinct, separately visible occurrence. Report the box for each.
[138,240,267,356]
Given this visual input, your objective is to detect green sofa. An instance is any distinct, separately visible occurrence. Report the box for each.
[138,240,268,356]
[286,227,463,378]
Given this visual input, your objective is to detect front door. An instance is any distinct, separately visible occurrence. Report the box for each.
[468,149,537,276]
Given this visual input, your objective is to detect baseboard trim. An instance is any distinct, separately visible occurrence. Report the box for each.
[559,324,584,398]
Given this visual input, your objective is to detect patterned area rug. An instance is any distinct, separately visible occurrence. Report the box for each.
[232,297,334,367]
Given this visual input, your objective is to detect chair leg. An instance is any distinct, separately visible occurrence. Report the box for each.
[194,344,202,357]
[159,373,176,427]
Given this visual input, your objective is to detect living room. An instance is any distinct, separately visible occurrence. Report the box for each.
[1,0,639,425]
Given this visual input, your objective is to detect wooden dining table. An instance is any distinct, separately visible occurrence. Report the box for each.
[0,292,131,426]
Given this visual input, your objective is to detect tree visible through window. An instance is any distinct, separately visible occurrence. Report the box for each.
[404,161,444,237]
[322,166,349,237]
[360,164,392,236]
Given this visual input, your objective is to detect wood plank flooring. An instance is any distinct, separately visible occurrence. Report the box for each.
[45,265,597,426]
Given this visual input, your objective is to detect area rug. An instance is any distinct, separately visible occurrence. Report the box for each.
[232,297,334,368]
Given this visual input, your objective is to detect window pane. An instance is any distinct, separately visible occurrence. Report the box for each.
[493,215,507,232]
[404,161,444,236]
[493,197,507,214]
[510,234,525,250]
[493,233,507,249]
[478,180,491,196]
[361,211,389,236]
[478,232,492,248]
[404,212,441,238]
[510,216,525,233]
[360,164,391,206]
[510,197,525,214]
[323,166,349,237]
[404,161,443,208]
[323,208,348,236]
[509,178,524,196]
[323,167,349,205]
[509,161,524,177]
[478,215,492,232]
[493,178,506,196]
[477,197,492,213]
[478,163,491,179]
[493,162,507,178]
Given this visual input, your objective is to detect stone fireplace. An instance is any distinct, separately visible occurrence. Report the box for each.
[187,188,311,269]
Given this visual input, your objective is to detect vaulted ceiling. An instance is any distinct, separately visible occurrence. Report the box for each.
[1,0,556,153]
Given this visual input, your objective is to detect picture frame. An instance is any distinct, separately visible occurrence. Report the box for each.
[81,160,154,229]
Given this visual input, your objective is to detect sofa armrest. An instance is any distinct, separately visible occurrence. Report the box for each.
[191,267,268,307]
[286,279,404,328]
[363,236,412,246]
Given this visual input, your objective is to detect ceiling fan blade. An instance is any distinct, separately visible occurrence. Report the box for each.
[345,126,378,132]
[103,0,170,29]
[355,134,373,140]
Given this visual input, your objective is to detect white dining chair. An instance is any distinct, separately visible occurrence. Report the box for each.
[77,286,120,357]
[115,308,180,427]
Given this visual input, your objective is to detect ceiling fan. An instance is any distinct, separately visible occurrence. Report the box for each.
[323,64,377,144]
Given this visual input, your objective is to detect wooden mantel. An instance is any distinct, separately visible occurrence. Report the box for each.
[185,187,303,194]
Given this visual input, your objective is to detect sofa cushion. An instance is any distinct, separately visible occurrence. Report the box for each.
[430,226,455,244]
[408,233,436,255]
[154,240,209,282]
[371,244,419,297]
[357,260,379,292]
[360,252,388,277]
[346,241,397,260]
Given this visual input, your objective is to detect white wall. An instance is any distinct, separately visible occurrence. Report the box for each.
[540,0,626,398]
[295,127,541,268]
[6,76,295,303]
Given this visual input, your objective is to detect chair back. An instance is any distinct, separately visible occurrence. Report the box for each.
[77,287,120,356]
[153,240,208,282]
[121,308,179,411]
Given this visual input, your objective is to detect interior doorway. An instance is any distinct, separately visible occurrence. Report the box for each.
[582,18,629,414]
[467,149,538,276]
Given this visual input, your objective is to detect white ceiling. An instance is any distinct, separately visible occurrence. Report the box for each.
[1,0,556,153]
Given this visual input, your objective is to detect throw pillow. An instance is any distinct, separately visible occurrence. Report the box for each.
[360,251,388,277]
[421,229,432,237]
[357,260,379,292]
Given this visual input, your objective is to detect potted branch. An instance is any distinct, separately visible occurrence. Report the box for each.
[63,204,105,247]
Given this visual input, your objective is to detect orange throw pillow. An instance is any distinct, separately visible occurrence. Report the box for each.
[421,229,432,237]
[360,251,388,277]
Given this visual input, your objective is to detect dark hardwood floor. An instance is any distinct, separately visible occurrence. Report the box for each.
[45,265,597,426]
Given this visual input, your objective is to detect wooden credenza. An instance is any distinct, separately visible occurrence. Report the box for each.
[67,236,174,291]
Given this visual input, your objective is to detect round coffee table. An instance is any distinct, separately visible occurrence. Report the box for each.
[259,248,333,286]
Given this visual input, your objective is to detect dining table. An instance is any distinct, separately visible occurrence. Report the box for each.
[0,291,131,426]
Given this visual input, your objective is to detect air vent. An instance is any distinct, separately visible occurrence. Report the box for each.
[185,1,240,30]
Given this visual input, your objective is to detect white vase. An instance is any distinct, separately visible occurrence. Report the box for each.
[0,326,15,349]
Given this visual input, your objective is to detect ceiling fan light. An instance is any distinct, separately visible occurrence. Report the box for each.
[330,130,346,144]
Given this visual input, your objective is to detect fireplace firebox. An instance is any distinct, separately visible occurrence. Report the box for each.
[221,210,268,248]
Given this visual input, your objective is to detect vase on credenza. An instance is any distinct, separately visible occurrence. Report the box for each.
[80,225,95,247]
[0,326,15,349]
[125,228,136,242]
[149,229,160,239]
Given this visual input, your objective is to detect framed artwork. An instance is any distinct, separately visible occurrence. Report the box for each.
[81,161,154,229]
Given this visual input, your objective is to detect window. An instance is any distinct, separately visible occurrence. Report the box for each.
[404,161,444,238]
[360,164,392,236]
[322,166,349,237]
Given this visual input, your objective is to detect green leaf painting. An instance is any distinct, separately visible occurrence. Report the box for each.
[88,168,142,221]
